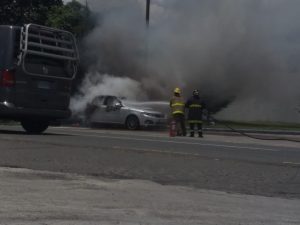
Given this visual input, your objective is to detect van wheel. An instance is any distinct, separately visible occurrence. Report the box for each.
[21,119,49,134]
[125,115,140,130]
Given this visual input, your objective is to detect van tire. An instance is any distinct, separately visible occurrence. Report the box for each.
[21,119,49,134]
[125,115,140,130]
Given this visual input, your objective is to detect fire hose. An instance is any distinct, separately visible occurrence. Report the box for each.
[208,116,300,143]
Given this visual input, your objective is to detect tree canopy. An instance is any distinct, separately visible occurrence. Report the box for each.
[0,0,93,37]
[46,0,94,37]
[0,0,63,25]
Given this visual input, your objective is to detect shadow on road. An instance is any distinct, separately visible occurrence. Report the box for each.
[86,123,168,132]
[0,129,71,136]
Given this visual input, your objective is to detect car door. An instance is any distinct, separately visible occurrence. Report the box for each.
[90,96,117,123]
[104,97,123,124]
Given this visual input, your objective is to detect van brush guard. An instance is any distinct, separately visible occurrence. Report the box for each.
[19,24,79,80]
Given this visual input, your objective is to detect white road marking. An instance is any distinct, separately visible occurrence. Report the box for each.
[113,146,204,157]
[283,162,300,166]
[67,132,278,152]
[112,146,220,157]
[112,146,255,160]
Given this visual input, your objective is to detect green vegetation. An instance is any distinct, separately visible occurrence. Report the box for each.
[207,120,300,131]
[0,0,63,25]
[0,0,93,37]
[46,0,94,37]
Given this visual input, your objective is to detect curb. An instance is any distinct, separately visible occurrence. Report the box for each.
[204,128,300,136]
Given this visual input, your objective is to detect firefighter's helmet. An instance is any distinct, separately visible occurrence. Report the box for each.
[193,89,199,96]
[174,87,181,94]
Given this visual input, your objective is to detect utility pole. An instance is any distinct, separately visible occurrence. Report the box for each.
[146,0,150,27]
[85,0,89,18]
[145,0,151,84]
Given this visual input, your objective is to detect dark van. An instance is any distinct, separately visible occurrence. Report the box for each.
[0,24,79,133]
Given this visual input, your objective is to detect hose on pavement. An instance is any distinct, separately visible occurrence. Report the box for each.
[208,116,300,143]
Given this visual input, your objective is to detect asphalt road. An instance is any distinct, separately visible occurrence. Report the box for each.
[0,125,300,198]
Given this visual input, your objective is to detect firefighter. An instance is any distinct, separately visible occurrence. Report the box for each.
[170,87,186,136]
[185,89,205,137]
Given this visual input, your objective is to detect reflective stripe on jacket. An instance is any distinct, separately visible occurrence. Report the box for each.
[170,96,185,115]
[187,120,203,124]
[189,104,202,108]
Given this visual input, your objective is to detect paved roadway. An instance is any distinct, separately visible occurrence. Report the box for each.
[0,125,300,198]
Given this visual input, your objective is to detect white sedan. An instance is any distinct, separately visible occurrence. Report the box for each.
[85,95,167,130]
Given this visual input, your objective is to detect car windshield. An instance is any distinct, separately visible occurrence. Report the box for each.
[103,96,121,106]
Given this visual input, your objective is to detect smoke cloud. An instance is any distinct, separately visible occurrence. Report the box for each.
[70,73,146,113]
[72,0,300,123]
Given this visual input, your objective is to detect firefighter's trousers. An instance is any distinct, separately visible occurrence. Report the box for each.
[173,114,186,136]
[189,122,203,137]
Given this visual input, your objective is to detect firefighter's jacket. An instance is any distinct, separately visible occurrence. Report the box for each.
[170,96,185,115]
[185,96,205,123]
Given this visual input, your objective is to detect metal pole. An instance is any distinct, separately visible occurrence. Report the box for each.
[146,0,150,27]
[85,0,89,18]
[145,0,151,85]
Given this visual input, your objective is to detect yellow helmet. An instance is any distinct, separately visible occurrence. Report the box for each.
[174,87,181,94]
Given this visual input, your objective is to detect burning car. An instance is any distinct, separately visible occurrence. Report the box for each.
[84,95,167,130]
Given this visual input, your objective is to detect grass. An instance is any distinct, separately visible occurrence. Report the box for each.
[207,120,300,131]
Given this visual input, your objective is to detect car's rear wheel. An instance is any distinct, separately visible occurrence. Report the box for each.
[21,119,49,134]
[125,115,140,130]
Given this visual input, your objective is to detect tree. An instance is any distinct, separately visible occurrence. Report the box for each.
[0,0,63,25]
[46,0,94,37]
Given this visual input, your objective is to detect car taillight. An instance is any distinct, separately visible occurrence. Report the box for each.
[0,70,15,87]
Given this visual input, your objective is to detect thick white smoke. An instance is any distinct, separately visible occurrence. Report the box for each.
[70,72,146,114]
[72,0,300,123]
